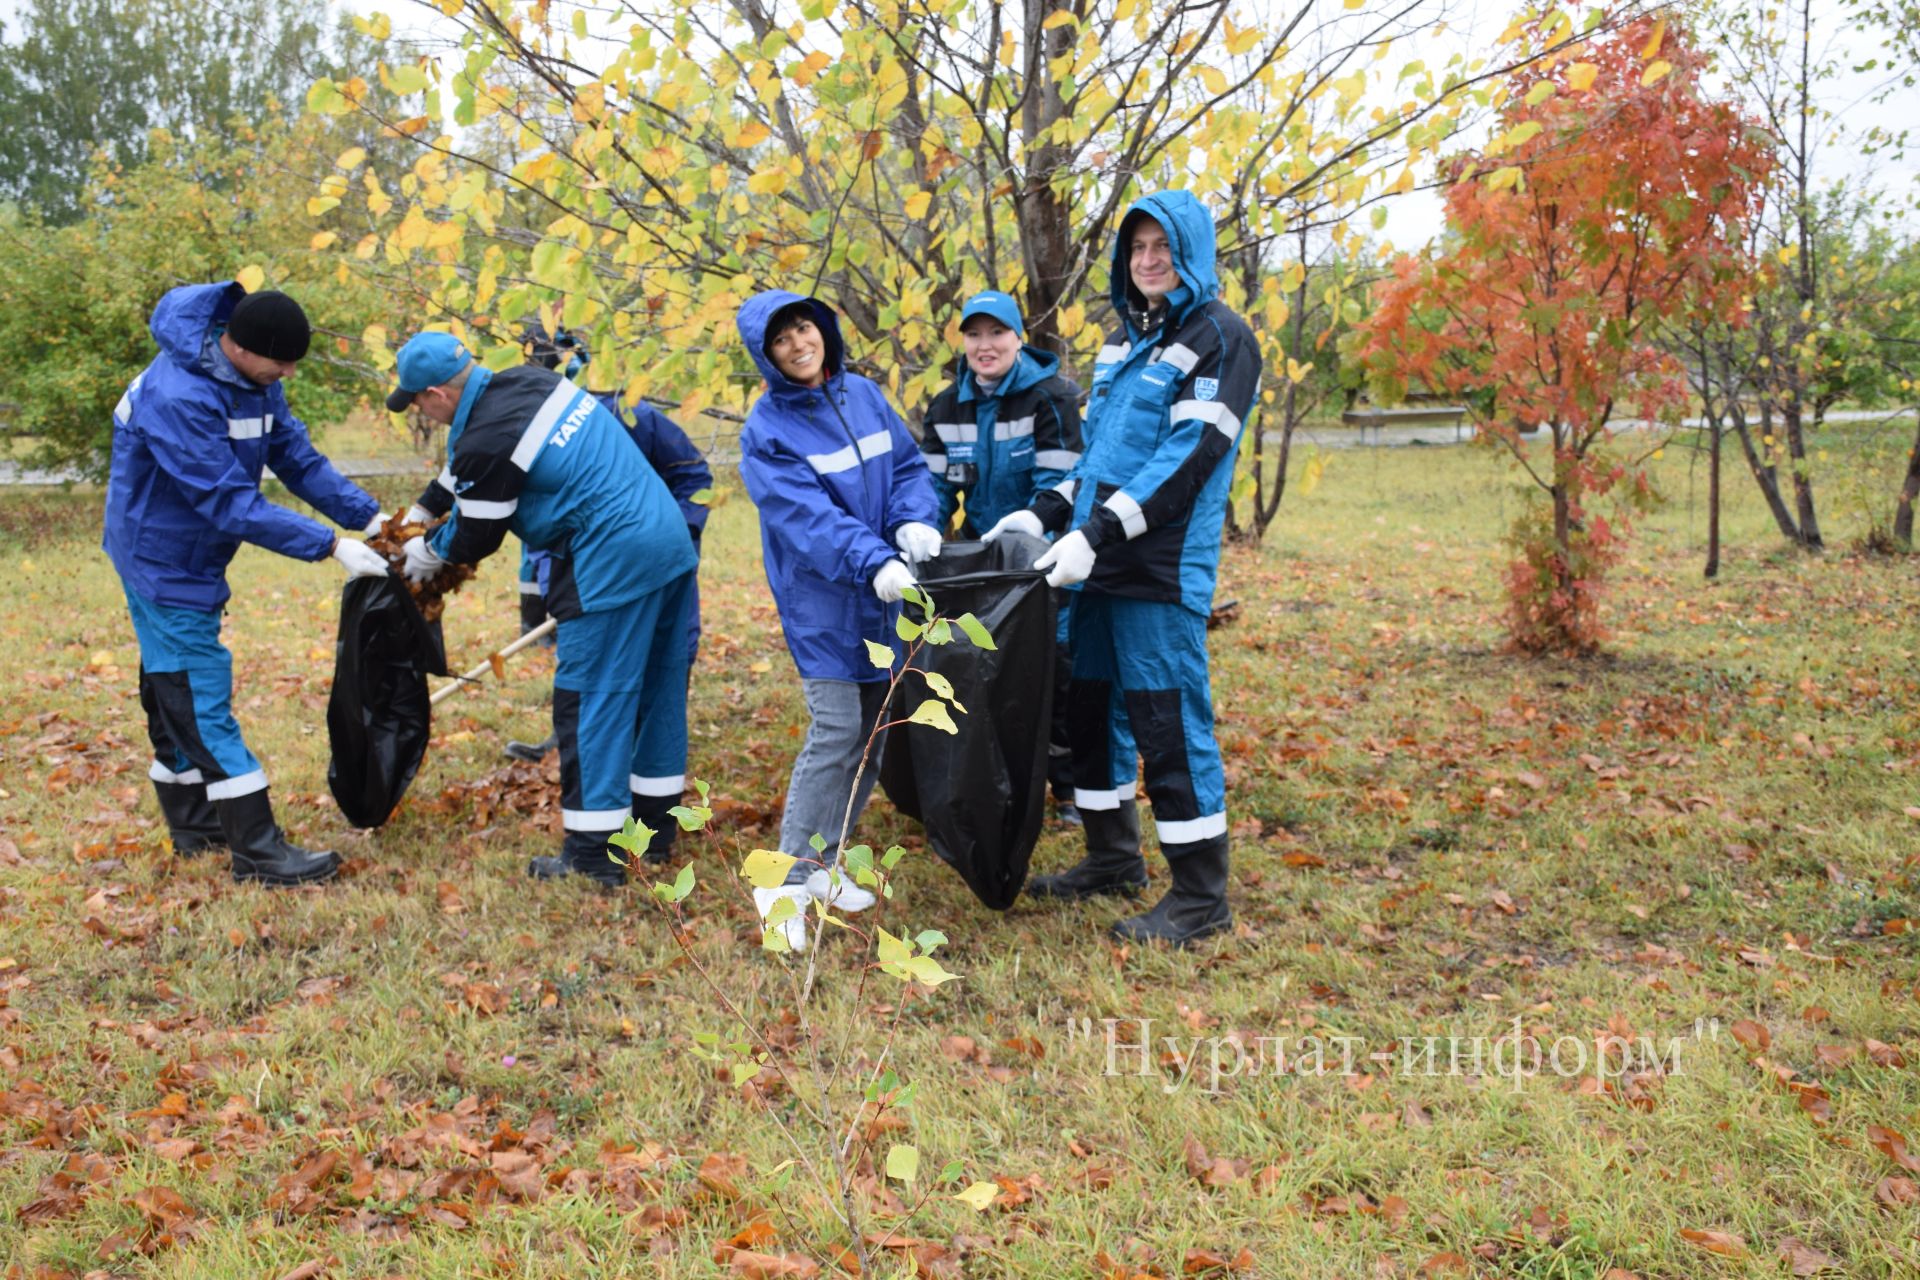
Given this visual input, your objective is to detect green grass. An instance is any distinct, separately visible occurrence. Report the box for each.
[2,427,1918,1278]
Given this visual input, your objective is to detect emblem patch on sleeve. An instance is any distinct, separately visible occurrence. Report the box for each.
[1195,376,1220,402]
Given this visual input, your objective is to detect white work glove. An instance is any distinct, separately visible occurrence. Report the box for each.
[361,511,390,536]
[332,538,391,579]
[402,535,447,584]
[872,558,918,604]
[404,504,433,526]
[1033,529,1095,588]
[981,509,1044,543]
[893,521,943,564]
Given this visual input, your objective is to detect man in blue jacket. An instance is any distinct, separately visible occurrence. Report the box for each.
[104,283,392,886]
[488,325,714,761]
[918,290,1085,822]
[735,290,940,950]
[985,190,1260,947]
[389,331,698,885]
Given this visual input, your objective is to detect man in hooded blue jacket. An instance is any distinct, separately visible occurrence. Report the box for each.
[389,331,698,885]
[735,290,940,950]
[985,189,1260,946]
[104,282,393,886]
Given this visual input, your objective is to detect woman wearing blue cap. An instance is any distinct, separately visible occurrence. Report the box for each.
[918,290,1085,822]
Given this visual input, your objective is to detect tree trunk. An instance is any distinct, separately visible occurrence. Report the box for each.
[1552,482,1573,590]
[1731,399,1801,541]
[1781,396,1824,550]
[1014,0,1077,358]
[1895,411,1920,550]
[1706,413,1721,579]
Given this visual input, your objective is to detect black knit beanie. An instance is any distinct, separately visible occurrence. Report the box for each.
[227,290,312,362]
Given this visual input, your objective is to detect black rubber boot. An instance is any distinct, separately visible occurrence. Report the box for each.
[215,789,339,887]
[1111,835,1232,947]
[631,793,681,866]
[1025,802,1147,900]
[153,779,225,856]
[528,830,626,887]
[503,733,557,762]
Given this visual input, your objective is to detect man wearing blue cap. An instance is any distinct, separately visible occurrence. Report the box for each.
[918,290,1085,821]
[984,190,1260,947]
[105,282,392,886]
[388,330,698,885]
[496,323,714,761]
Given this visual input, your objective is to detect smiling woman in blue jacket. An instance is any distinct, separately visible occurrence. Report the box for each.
[735,291,940,951]
[103,282,391,887]
[917,290,1086,823]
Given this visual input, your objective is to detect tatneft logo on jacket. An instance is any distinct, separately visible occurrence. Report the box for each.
[549,395,595,449]
[385,332,474,411]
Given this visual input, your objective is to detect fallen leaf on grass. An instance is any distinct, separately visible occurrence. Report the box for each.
[1867,1126,1920,1173]
[1679,1228,1747,1257]
[727,1250,819,1279]
[698,1151,748,1200]
[1874,1176,1917,1208]
[276,1261,331,1280]
[1730,1019,1770,1053]
[1183,1136,1248,1188]
[1793,1083,1834,1125]
[491,1149,544,1200]
[1183,1246,1255,1274]
[1776,1236,1840,1275]
[1864,1039,1907,1068]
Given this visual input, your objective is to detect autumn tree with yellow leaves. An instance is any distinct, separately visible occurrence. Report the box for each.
[302,0,1618,527]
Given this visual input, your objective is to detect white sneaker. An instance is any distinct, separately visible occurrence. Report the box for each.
[806,866,876,914]
[751,884,811,952]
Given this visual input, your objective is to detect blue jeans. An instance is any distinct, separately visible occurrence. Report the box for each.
[778,678,890,883]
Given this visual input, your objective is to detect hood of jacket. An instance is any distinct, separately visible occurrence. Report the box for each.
[736,289,847,401]
[958,343,1060,403]
[1108,190,1220,337]
[149,280,247,371]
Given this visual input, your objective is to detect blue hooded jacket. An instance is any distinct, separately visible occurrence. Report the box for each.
[103,281,380,611]
[918,345,1082,537]
[1030,191,1261,616]
[735,290,938,682]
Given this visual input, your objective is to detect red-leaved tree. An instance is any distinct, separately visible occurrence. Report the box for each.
[1353,14,1772,652]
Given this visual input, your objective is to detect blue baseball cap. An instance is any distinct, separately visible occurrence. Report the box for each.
[959,290,1024,337]
[386,331,473,411]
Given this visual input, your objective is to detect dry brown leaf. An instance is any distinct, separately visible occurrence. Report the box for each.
[1679,1228,1747,1257]
[1867,1126,1920,1173]
[1776,1236,1840,1276]
[1729,1019,1770,1053]
[698,1151,748,1200]
[1182,1246,1254,1274]
[1864,1039,1907,1068]
[1874,1176,1917,1209]
[727,1250,819,1279]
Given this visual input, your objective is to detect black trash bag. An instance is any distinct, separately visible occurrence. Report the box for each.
[328,574,449,828]
[879,534,1055,910]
